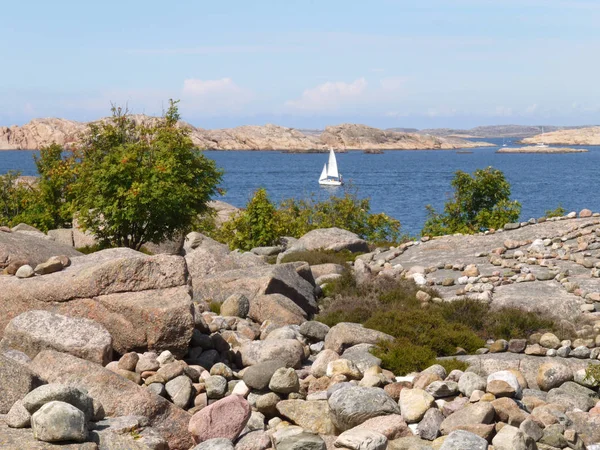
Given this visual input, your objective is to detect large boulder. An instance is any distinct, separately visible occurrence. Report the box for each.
[328,386,401,431]
[190,263,317,317]
[0,310,112,365]
[30,350,194,450]
[0,229,81,269]
[248,293,308,326]
[184,233,265,274]
[0,249,194,357]
[0,353,42,414]
[439,402,495,435]
[22,384,94,422]
[293,228,369,253]
[0,419,97,449]
[325,322,394,354]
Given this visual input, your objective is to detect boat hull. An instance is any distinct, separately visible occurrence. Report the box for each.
[319,179,343,186]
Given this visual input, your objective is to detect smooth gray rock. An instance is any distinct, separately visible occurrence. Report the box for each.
[268,367,300,394]
[239,339,305,368]
[439,430,488,450]
[335,428,387,450]
[328,386,401,431]
[299,321,330,342]
[272,428,326,450]
[31,401,87,443]
[5,400,31,428]
[15,264,34,278]
[0,310,113,365]
[457,372,486,397]
[417,408,444,441]
[192,438,235,450]
[22,384,95,423]
[165,375,193,409]
[325,323,393,354]
[425,381,459,398]
[220,294,250,319]
[242,359,287,390]
[293,228,369,253]
[234,430,271,450]
[491,424,536,450]
[205,375,228,399]
[439,402,495,435]
[342,344,382,373]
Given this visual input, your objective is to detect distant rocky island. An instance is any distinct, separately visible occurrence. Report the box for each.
[400,124,595,139]
[0,117,492,151]
[522,126,600,146]
[497,146,588,154]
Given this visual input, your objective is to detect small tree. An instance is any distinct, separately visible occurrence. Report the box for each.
[422,167,521,236]
[216,188,280,250]
[71,100,222,250]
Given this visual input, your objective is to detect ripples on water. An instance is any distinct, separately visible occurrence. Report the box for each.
[3,139,599,236]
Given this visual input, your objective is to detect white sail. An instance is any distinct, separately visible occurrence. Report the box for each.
[326,148,339,178]
[319,163,328,181]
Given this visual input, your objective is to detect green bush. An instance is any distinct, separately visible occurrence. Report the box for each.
[372,338,437,374]
[71,100,222,250]
[317,273,559,374]
[212,188,404,251]
[438,358,470,373]
[422,167,521,236]
[545,205,566,218]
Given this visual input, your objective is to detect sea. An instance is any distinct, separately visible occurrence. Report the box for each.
[2,138,599,236]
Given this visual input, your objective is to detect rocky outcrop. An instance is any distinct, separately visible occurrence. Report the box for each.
[0,118,85,150]
[0,248,194,357]
[30,350,194,449]
[497,146,588,153]
[0,116,491,151]
[522,126,600,146]
[320,124,492,150]
[0,229,82,269]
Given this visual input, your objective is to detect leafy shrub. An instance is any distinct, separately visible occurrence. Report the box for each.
[422,167,521,236]
[372,338,437,374]
[317,273,559,374]
[545,205,566,218]
[213,188,404,251]
[71,100,222,250]
[437,358,470,373]
[215,188,279,251]
[209,301,221,315]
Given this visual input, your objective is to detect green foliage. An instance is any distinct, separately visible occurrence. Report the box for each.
[317,273,559,374]
[422,167,521,236]
[584,364,600,387]
[71,100,222,250]
[209,300,221,315]
[215,188,280,251]
[545,204,566,218]
[437,358,470,373]
[213,187,403,251]
[372,338,437,374]
[0,171,33,226]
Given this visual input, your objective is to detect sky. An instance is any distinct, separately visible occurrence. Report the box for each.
[2,0,600,129]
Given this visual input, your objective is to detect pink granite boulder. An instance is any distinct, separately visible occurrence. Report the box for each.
[188,394,251,444]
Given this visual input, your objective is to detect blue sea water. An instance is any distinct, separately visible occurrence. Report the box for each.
[2,139,599,236]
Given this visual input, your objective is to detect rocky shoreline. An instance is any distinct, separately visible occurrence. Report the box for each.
[1,210,600,448]
[497,147,588,154]
[522,127,600,146]
[0,117,493,151]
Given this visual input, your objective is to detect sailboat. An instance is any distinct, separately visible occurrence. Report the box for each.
[536,126,549,148]
[318,148,343,186]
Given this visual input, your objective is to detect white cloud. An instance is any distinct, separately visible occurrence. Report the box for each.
[380,77,407,92]
[285,78,368,112]
[182,78,253,114]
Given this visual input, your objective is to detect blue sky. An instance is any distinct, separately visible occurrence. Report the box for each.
[2,0,599,129]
